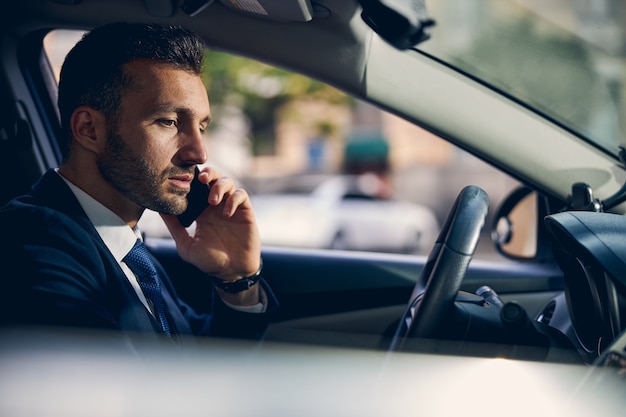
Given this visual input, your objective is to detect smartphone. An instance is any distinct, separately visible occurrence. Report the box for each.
[177,167,211,227]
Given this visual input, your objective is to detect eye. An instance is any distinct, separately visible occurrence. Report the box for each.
[159,119,178,128]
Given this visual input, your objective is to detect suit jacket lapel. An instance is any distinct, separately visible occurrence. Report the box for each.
[31,170,181,335]
[30,170,192,341]
[32,169,102,239]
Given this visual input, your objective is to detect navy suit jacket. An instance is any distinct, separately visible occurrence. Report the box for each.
[0,169,277,344]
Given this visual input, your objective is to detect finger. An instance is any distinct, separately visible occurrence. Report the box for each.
[197,166,222,185]
[222,188,251,217]
[207,176,237,206]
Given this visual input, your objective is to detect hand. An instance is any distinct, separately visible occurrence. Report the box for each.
[160,167,261,282]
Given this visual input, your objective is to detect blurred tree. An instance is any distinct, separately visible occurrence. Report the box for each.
[453,16,620,150]
[202,50,350,155]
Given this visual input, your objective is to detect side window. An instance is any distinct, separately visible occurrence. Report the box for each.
[44,30,85,82]
[43,29,521,261]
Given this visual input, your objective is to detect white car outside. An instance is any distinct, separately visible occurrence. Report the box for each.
[251,174,440,254]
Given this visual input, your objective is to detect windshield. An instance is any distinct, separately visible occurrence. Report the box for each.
[421,0,626,156]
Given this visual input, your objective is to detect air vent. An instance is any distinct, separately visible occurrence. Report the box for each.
[537,300,556,325]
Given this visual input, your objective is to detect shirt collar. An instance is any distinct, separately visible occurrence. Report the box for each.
[56,170,140,262]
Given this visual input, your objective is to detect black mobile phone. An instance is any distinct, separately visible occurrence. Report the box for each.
[177,167,211,227]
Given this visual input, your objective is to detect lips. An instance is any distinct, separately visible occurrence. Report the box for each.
[168,172,194,190]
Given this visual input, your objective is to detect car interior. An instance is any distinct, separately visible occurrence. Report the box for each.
[3,0,626,382]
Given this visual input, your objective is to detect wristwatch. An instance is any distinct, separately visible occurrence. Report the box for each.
[211,259,263,293]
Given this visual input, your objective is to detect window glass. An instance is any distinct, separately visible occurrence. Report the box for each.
[44,30,521,262]
[422,0,626,156]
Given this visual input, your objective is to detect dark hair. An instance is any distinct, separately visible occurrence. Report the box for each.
[58,22,206,156]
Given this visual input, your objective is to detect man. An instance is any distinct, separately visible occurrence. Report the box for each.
[0,22,277,344]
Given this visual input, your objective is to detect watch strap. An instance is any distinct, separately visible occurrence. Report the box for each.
[211,259,263,293]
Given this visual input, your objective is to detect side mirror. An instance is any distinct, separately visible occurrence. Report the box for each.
[492,186,553,261]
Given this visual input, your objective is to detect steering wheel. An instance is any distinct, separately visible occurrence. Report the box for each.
[389,185,489,351]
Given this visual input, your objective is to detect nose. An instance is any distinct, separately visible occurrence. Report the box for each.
[177,127,207,166]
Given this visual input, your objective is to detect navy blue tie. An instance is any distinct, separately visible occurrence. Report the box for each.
[123,240,171,335]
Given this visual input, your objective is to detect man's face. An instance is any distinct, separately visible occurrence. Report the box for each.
[97,59,211,215]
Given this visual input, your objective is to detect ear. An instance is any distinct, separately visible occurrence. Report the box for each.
[69,106,108,154]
